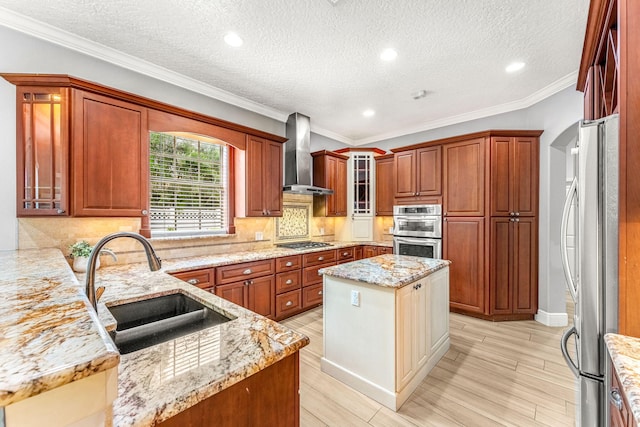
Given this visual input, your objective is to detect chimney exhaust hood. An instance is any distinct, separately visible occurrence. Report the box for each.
[282,112,334,196]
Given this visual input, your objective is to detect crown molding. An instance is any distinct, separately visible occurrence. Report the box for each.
[352,70,579,146]
[310,124,354,145]
[0,7,289,123]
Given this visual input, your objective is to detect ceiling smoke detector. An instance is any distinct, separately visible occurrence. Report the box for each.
[411,90,428,100]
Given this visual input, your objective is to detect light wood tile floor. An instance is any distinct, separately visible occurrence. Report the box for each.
[281,301,576,427]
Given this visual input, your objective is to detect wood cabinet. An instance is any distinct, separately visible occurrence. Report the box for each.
[489,217,538,316]
[171,268,215,293]
[611,364,639,427]
[215,259,276,319]
[159,352,300,427]
[362,245,393,258]
[312,150,348,217]
[393,146,442,202]
[444,217,485,315]
[375,154,395,216]
[490,136,539,217]
[14,86,70,216]
[442,138,485,217]
[72,90,149,217]
[236,135,283,217]
[396,278,429,391]
[355,246,363,260]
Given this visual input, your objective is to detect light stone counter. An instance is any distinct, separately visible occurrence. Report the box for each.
[605,333,640,425]
[318,254,451,288]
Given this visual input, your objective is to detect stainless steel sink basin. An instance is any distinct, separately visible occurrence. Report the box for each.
[108,293,234,354]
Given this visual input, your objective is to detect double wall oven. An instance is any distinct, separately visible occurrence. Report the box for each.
[393,205,442,259]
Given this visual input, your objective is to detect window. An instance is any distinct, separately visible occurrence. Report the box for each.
[149,132,228,237]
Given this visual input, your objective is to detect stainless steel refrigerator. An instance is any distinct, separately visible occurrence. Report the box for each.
[560,114,619,426]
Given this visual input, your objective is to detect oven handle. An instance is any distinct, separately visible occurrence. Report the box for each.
[393,236,442,244]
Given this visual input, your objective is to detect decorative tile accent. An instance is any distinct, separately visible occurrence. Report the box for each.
[276,205,310,241]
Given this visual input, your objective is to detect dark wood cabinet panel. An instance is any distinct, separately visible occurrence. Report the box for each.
[302,249,337,267]
[276,270,302,294]
[302,264,326,287]
[238,135,283,217]
[171,268,215,291]
[276,289,303,319]
[444,217,485,315]
[393,146,442,203]
[337,247,355,262]
[72,90,149,216]
[355,246,363,260]
[443,138,485,217]
[490,218,512,314]
[490,137,512,217]
[377,246,393,255]
[247,275,276,319]
[313,151,348,217]
[159,353,300,427]
[276,255,302,273]
[610,364,638,427]
[394,151,416,198]
[302,283,324,308]
[216,259,275,285]
[375,154,394,216]
[363,246,377,258]
[215,281,245,307]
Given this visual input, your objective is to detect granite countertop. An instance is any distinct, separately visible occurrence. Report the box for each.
[605,333,640,424]
[318,254,451,288]
[0,249,119,406]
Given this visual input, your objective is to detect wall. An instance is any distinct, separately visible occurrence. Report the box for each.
[0,78,17,250]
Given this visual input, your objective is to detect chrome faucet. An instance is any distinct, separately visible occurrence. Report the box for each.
[85,232,162,310]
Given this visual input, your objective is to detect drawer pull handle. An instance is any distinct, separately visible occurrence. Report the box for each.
[244,280,253,286]
[318,291,323,295]
[285,279,293,285]
[285,301,293,307]
[318,256,324,261]
[243,269,252,275]
[285,261,293,267]
[343,252,349,256]
[187,278,199,285]
[610,389,623,411]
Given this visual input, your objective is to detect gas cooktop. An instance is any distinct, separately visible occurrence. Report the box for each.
[276,241,333,250]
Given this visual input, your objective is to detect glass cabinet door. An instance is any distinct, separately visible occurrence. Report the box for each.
[352,153,372,215]
[17,86,69,215]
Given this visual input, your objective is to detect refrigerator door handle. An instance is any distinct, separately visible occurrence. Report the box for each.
[561,326,580,378]
[561,176,578,302]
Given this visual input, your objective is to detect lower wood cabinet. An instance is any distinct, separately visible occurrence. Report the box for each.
[302,283,324,308]
[444,217,485,315]
[215,275,276,319]
[276,290,303,319]
[158,352,300,427]
[396,277,429,391]
[170,268,215,293]
[611,364,638,427]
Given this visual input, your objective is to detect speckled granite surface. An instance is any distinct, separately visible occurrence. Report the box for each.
[606,333,640,425]
[318,254,451,288]
[0,248,119,406]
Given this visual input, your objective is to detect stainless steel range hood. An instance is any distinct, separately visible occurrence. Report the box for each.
[283,112,334,196]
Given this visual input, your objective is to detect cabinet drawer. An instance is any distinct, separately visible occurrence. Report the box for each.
[337,247,354,261]
[276,290,302,318]
[377,246,393,255]
[276,255,302,272]
[216,259,275,285]
[303,249,337,267]
[303,262,334,287]
[276,270,302,294]
[303,283,324,308]
[171,268,214,290]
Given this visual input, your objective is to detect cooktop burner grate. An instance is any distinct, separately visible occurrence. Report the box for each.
[276,241,333,250]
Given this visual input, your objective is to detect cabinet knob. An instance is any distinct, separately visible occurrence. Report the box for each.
[243,269,253,275]
[343,252,349,256]
[515,218,520,222]
[141,209,148,215]
[187,278,199,285]
[510,212,515,216]
[318,290,323,295]
[244,280,253,286]
[610,389,623,411]
[56,209,65,214]
[285,261,293,267]
[285,300,293,307]
[515,212,520,216]
[318,256,324,261]
[285,279,293,285]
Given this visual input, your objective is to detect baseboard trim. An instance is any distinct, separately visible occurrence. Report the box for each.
[535,310,568,327]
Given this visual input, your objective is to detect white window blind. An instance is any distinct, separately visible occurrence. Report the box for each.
[149,132,228,236]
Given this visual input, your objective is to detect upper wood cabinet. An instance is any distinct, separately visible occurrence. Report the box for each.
[14,86,70,216]
[235,135,283,217]
[442,138,485,217]
[312,150,348,217]
[71,90,149,217]
[394,146,442,202]
[490,135,540,217]
[375,154,394,216]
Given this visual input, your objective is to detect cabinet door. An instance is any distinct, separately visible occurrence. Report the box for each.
[490,136,512,217]
[513,217,537,314]
[490,217,513,314]
[394,150,416,198]
[375,155,395,215]
[363,246,377,258]
[245,135,267,217]
[171,268,214,290]
[444,217,485,314]
[443,138,485,216]
[429,268,449,353]
[215,281,246,307]
[416,146,442,196]
[512,137,538,217]
[264,139,283,216]
[396,284,415,391]
[248,275,276,319]
[72,90,149,216]
[16,86,70,216]
[335,157,348,216]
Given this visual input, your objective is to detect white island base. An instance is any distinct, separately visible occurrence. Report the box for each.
[320,266,450,411]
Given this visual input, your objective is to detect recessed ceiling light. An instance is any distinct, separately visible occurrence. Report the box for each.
[363,109,375,117]
[380,48,397,61]
[224,32,243,47]
[505,62,525,73]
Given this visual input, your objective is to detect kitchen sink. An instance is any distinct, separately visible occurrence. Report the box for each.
[108,293,234,354]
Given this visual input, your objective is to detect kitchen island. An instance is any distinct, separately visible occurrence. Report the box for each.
[319,254,450,411]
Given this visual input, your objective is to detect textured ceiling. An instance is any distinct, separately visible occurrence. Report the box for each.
[0,0,589,144]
